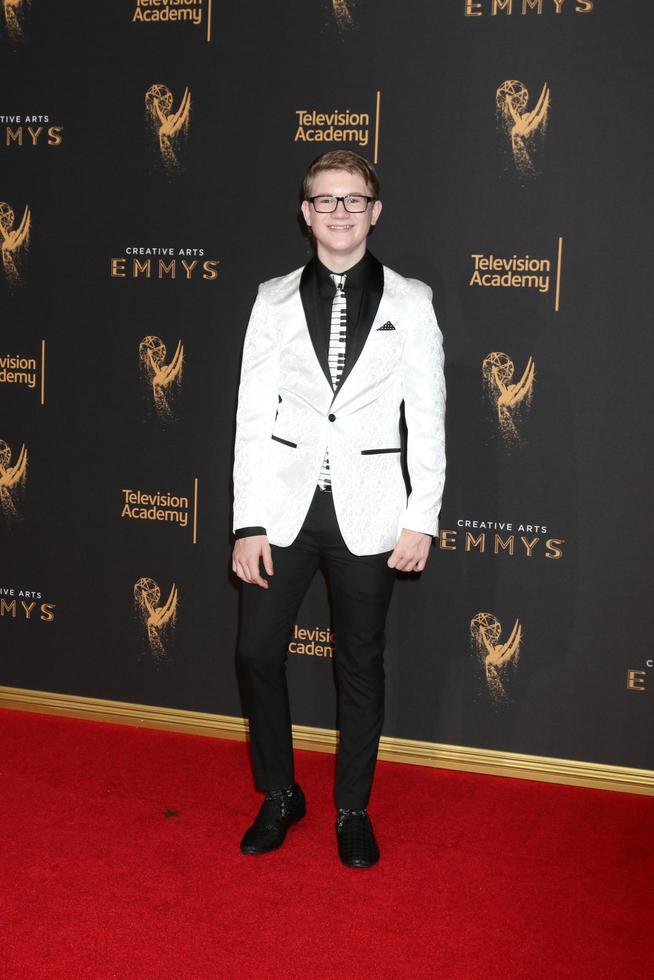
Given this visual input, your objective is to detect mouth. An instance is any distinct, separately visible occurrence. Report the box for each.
[326,224,354,231]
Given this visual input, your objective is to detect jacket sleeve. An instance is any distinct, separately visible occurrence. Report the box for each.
[399,286,446,537]
[232,284,280,532]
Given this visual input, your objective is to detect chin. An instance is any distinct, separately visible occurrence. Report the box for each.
[325,234,359,248]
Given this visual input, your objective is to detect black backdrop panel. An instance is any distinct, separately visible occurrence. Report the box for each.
[2,1,653,772]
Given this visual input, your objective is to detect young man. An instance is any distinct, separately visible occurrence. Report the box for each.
[232,150,446,868]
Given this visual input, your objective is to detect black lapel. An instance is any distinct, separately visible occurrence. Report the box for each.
[300,258,332,389]
[334,253,384,396]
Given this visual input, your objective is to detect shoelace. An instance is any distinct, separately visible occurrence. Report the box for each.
[336,807,367,832]
[265,784,296,819]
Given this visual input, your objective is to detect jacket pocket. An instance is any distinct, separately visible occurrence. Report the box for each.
[360,447,401,455]
[271,434,297,448]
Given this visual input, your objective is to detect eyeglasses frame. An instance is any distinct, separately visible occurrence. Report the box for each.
[308,194,377,214]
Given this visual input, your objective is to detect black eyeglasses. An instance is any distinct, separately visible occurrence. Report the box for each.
[308,195,376,213]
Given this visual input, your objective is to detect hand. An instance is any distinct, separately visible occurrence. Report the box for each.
[387,528,432,573]
[232,535,274,589]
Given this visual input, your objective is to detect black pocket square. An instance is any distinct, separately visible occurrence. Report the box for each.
[377,321,396,331]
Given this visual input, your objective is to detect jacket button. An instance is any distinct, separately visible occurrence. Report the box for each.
[328,413,336,421]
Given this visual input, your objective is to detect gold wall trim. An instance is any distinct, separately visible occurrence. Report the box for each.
[1,685,652,796]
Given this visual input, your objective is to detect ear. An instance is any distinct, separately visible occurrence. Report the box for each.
[300,200,312,228]
[370,199,383,226]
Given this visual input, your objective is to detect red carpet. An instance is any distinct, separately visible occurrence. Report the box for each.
[1,709,652,979]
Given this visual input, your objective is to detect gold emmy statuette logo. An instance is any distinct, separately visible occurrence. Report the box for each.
[134,576,178,660]
[139,335,184,419]
[3,0,29,43]
[332,0,354,28]
[482,351,535,445]
[145,84,191,171]
[0,201,30,286]
[0,438,27,521]
[470,611,522,703]
[496,79,550,175]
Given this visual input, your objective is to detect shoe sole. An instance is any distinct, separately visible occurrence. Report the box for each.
[339,856,379,869]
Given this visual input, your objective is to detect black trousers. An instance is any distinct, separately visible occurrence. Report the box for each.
[236,485,397,810]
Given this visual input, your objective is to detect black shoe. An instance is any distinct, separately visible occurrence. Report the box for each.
[335,808,380,868]
[240,783,306,855]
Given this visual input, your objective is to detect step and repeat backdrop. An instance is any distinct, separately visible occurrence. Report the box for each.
[1,1,652,773]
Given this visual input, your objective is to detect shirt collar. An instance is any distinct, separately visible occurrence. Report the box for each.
[316,251,371,298]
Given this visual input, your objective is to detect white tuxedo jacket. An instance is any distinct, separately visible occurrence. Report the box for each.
[233,254,446,556]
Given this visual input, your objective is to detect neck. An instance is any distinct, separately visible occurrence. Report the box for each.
[316,242,366,274]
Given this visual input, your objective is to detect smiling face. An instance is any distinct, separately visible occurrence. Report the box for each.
[300,168,382,271]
